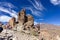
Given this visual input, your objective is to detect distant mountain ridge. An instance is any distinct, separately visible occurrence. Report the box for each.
[35,23,60,30]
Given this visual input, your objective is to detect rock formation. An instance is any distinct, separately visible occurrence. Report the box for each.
[16,9,35,34]
[9,17,16,28]
[34,24,40,34]
[16,9,34,32]
[17,9,27,31]
[18,9,27,25]
[8,9,38,37]
[24,14,34,30]
[0,9,39,40]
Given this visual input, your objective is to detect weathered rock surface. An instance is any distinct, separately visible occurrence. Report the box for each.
[0,29,39,40]
[24,14,34,30]
[18,9,27,25]
[9,17,16,28]
[14,32,39,40]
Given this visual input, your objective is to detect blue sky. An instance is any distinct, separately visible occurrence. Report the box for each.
[0,0,60,25]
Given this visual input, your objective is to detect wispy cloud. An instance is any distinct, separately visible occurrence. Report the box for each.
[0,7,17,18]
[0,2,18,22]
[0,15,11,22]
[25,7,41,16]
[23,0,45,17]
[28,0,44,11]
[0,2,17,9]
[34,18,44,22]
[50,0,60,5]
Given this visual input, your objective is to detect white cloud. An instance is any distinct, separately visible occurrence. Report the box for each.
[0,16,11,22]
[34,18,44,25]
[0,7,17,18]
[0,2,18,22]
[50,0,60,5]
[0,2,17,18]
[34,21,39,25]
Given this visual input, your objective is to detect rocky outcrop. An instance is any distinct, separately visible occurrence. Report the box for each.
[16,9,27,31]
[0,9,39,40]
[14,32,39,40]
[9,17,16,28]
[24,14,34,30]
[18,9,27,25]
[16,9,34,32]
[0,29,39,40]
